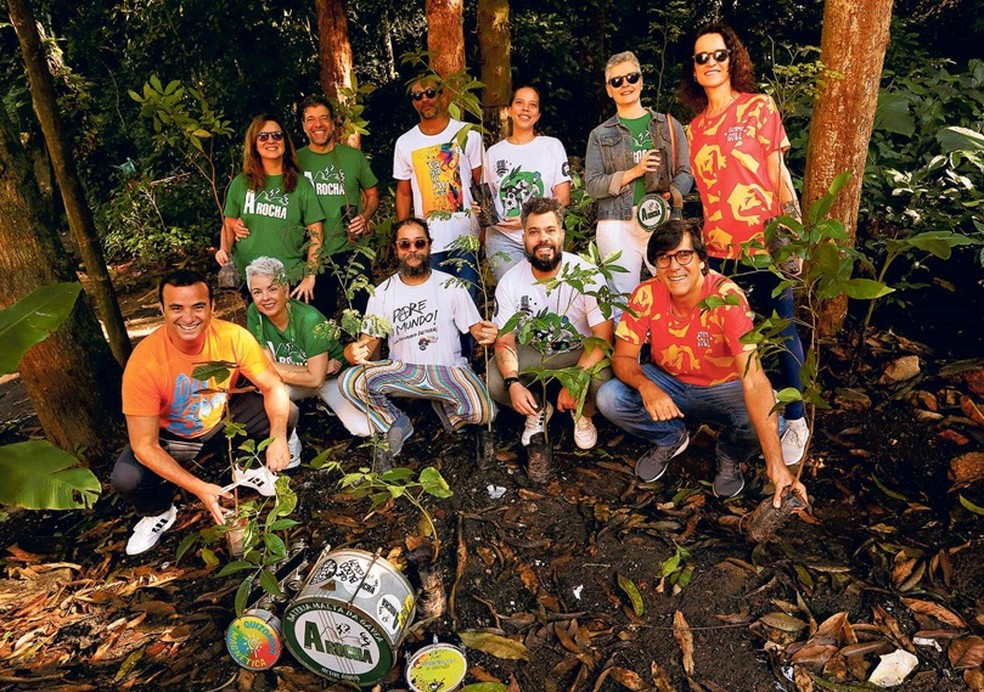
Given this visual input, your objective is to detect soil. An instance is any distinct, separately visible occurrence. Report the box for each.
[0,270,982,691]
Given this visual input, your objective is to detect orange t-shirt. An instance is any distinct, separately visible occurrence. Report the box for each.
[615,272,754,387]
[122,319,272,438]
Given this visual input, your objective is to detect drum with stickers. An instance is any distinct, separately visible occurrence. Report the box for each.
[282,547,416,686]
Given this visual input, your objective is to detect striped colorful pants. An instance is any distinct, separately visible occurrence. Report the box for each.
[339,360,496,434]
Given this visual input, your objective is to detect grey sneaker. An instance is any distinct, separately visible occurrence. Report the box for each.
[431,400,457,434]
[713,454,745,498]
[521,402,554,446]
[635,434,689,482]
[386,414,414,457]
[780,417,810,466]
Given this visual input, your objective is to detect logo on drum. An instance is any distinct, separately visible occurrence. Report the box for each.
[310,559,338,585]
[636,193,670,232]
[303,621,374,664]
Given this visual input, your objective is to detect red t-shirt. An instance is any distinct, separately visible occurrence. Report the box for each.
[688,93,789,259]
[122,319,271,438]
[615,272,754,386]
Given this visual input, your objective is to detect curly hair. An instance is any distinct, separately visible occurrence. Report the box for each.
[242,113,301,193]
[678,23,757,113]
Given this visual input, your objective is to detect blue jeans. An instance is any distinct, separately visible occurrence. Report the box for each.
[709,259,805,420]
[596,364,759,463]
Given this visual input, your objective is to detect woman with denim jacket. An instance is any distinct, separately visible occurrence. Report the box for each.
[585,51,693,300]
[680,23,810,467]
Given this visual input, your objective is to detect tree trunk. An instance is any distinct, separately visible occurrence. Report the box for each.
[313,0,360,148]
[803,0,894,335]
[7,0,132,367]
[0,106,124,463]
[478,0,511,143]
[426,0,465,78]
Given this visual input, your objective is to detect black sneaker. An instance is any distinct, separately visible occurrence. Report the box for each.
[635,434,690,482]
[713,454,745,498]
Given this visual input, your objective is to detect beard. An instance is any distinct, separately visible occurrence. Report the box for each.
[527,243,562,272]
[399,253,431,278]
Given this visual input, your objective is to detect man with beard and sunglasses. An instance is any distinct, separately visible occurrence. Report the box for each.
[585,51,693,302]
[490,197,613,452]
[339,218,498,468]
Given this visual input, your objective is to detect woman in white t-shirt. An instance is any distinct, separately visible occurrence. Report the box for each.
[483,86,572,281]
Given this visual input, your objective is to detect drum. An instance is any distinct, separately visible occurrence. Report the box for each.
[226,606,283,671]
[406,641,468,692]
[282,548,416,686]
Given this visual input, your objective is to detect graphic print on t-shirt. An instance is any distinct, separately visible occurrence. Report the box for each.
[243,188,289,219]
[632,130,655,163]
[168,373,226,437]
[411,142,464,215]
[392,296,439,354]
[304,166,347,196]
[494,165,544,219]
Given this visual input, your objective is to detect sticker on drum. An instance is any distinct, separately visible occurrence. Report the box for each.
[376,595,402,635]
[309,558,338,585]
[226,609,282,671]
[406,642,468,692]
[334,557,368,593]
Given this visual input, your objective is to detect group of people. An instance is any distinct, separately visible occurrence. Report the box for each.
[112,23,810,556]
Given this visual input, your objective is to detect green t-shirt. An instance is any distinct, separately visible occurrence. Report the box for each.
[619,113,654,205]
[297,144,378,247]
[246,299,344,366]
[223,173,325,275]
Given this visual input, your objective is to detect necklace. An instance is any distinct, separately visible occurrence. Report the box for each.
[705,91,737,119]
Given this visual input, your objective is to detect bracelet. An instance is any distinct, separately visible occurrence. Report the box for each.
[504,377,521,390]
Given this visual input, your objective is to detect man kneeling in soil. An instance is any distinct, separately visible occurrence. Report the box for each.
[111,270,298,556]
[245,256,370,438]
[596,220,807,505]
[340,217,498,468]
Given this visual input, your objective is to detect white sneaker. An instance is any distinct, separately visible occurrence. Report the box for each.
[781,417,810,466]
[572,413,598,450]
[521,402,554,446]
[233,464,278,497]
[125,505,177,556]
[287,429,302,469]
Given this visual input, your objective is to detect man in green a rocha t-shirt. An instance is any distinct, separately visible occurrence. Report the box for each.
[296,94,380,316]
[245,256,370,440]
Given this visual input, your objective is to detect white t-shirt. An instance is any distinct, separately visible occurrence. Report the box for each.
[484,136,571,243]
[493,253,608,352]
[364,270,480,367]
[393,119,483,253]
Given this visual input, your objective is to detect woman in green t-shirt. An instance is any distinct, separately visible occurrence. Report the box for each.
[217,113,325,303]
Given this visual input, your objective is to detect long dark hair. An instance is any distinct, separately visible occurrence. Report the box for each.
[504,84,543,139]
[242,113,301,193]
[678,23,757,113]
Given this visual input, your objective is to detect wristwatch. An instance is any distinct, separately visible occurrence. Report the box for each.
[504,377,521,390]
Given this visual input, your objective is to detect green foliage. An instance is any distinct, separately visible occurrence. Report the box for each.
[658,543,693,594]
[331,75,377,140]
[0,283,101,510]
[129,75,233,156]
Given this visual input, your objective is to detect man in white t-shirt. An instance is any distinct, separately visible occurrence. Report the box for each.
[393,77,484,297]
[490,197,614,453]
[340,218,498,468]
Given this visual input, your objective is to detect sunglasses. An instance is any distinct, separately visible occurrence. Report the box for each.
[693,49,731,65]
[256,130,284,142]
[397,238,429,250]
[654,249,696,269]
[607,72,641,88]
[409,88,441,101]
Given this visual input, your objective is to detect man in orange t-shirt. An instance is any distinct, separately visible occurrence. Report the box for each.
[110,270,297,556]
[596,220,806,506]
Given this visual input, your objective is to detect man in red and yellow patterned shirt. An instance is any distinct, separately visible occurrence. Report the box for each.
[597,220,806,505]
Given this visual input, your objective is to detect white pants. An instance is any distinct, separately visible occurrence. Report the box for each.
[288,377,371,437]
[596,214,652,302]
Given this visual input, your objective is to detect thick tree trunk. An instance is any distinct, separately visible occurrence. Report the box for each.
[313,0,360,148]
[803,0,894,335]
[426,0,465,78]
[0,106,124,463]
[478,0,511,143]
[7,0,132,366]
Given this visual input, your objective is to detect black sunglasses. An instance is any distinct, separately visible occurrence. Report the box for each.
[607,71,641,88]
[256,130,284,142]
[409,88,441,102]
[397,238,429,250]
[693,49,731,65]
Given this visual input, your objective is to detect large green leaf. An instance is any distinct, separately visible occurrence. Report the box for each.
[873,91,915,137]
[0,282,82,375]
[0,440,100,509]
[937,126,984,153]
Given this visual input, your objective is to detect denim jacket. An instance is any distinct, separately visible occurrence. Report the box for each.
[584,109,694,220]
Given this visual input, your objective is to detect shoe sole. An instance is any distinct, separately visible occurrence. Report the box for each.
[636,435,689,482]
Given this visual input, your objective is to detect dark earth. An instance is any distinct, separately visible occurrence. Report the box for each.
[0,262,982,692]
